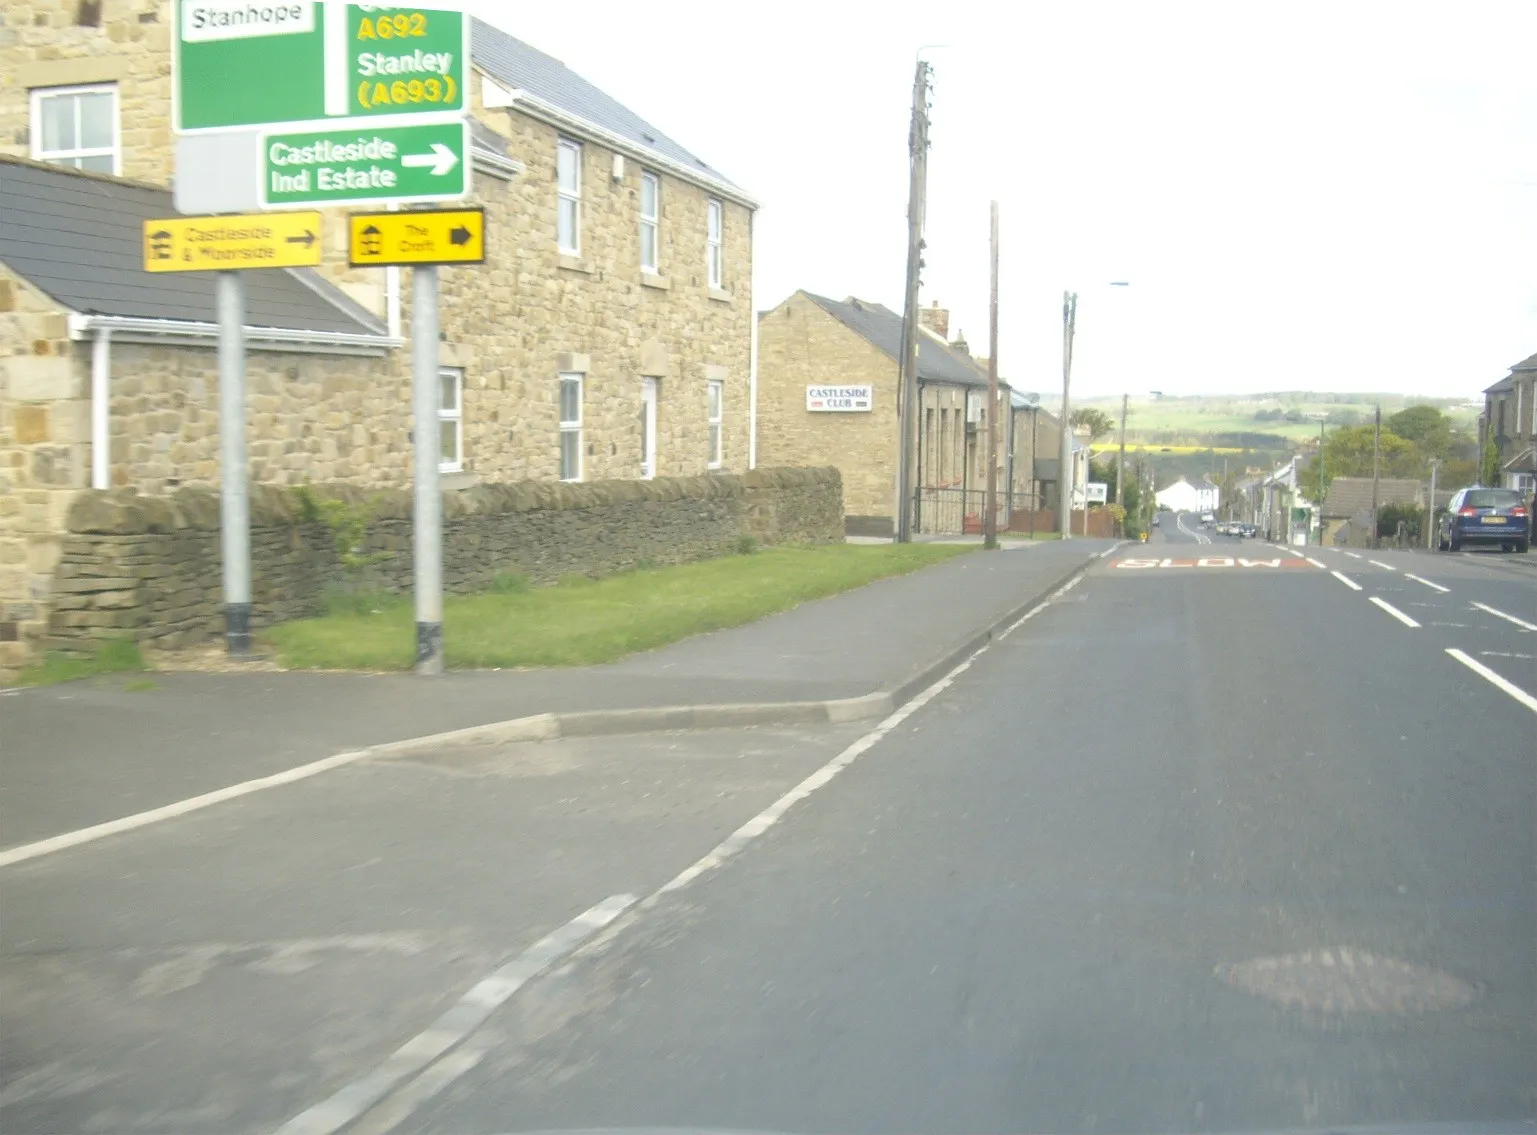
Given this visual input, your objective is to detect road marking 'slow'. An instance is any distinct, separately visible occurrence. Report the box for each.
[1368,560,1396,571]
[1446,648,1537,714]
[1370,596,1421,628]
[1306,557,1327,569]
[1403,573,1450,593]
[1471,601,1537,632]
[1331,570,1363,591]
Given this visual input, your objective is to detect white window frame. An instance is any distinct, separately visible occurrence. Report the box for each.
[438,367,463,474]
[556,138,582,255]
[30,83,120,175]
[640,377,658,480]
[707,379,724,470]
[559,372,583,482]
[706,198,724,289]
[639,171,661,274]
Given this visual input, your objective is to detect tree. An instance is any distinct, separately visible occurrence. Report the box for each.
[1070,407,1115,445]
[1386,405,1456,460]
[1298,424,1420,503]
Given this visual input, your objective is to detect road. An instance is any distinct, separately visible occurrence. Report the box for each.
[3,528,1534,1134]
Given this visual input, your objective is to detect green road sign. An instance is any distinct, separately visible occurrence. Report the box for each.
[175,2,467,133]
[260,118,470,209]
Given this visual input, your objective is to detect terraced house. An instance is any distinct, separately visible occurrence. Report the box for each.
[1,2,757,674]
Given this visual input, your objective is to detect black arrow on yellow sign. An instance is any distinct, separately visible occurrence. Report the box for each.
[449,225,473,247]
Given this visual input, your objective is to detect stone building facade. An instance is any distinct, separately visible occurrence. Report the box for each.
[756,290,1054,536]
[1,4,759,678]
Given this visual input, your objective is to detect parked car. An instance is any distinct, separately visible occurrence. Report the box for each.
[1437,487,1530,553]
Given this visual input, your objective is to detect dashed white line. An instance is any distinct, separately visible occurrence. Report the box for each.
[1306,557,1327,569]
[1481,651,1536,661]
[1331,570,1363,591]
[1344,552,1363,560]
[1403,573,1450,593]
[1446,649,1537,714]
[1368,560,1396,571]
[1471,601,1537,632]
[1370,596,1421,628]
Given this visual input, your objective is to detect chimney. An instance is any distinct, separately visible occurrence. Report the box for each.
[950,330,968,356]
[918,300,949,340]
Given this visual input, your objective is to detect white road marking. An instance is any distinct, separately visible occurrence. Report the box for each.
[1331,571,1363,591]
[1471,601,1537,632]
[1306,558,1327,569]
[274,895,635,1135]
[0,749,374,869]
[1370,597,1421,628]
[1403,573,1450,593]
[1446,649,1537,714]
[1481,651,1536,661]
[1345,552,1363,560]
[1368,560,1396,571]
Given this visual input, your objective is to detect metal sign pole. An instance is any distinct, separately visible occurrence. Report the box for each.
[217,270,251,655]
[412,265,444,674]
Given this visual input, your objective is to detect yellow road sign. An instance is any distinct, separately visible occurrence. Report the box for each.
[143,212,323,272]
[348,207,486,267]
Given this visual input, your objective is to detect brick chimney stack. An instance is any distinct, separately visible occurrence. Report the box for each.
[918,300,949,340]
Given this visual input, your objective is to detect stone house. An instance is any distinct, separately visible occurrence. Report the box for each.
[1,4,759,675]
[1483,352,1536,494]
[1320,476,1423,546]
[755,291,1056,536]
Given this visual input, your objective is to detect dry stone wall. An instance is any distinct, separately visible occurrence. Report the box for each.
[42,468,843,657]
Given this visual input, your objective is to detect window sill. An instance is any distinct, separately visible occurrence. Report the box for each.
[558,255,593,274]
[708,287,733,304]
[640,273,670,291]
[440,469,480,490]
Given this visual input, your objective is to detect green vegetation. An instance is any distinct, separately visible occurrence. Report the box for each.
[14,638,144,688]
[262,543,969,671]
[1299,405,1480,503]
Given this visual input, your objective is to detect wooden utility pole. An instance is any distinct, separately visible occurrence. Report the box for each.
[1370,403,1382,550]
[984,201,1000,549]
[1058,292,1077,539]
[1116,393,1128,507]
[894,60,932,543]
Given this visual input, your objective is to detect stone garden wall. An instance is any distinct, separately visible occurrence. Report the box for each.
[42,468,843,657]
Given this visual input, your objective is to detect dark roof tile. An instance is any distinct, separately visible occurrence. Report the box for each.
[803,292,991,389]
[0,157,386,336]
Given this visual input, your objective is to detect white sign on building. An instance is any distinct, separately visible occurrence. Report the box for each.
[1085,481,1108,503]
[806,385,873,412]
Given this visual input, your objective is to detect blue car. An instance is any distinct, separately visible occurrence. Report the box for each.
[1437,487,1530,553]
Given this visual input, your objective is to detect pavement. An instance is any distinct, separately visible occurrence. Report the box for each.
[4,516,1534,1135]
[0,538,1109,850]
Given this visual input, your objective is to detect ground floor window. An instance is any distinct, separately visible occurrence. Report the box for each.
[439,367,463,473]
[707,379,724,469]
[560,372,583,481]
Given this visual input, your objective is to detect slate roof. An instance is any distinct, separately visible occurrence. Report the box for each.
[471,18,739,192]
[0,157,387,336]
[804,292,991,389]
[1322,476,1423,518]
[1484,352,1537,394]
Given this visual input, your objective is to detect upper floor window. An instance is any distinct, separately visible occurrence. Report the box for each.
[31,84,118,174]
[556,139,582,254]
[640,172,660,274]
[706,199,723,288]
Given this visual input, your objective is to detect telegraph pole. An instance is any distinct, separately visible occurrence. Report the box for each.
[1426,458,1440,550]
[1116,392,1128,508]
[894,59,932,543]
[1370,403,1382,550]
[1058,291,1077,539]
[983,200,1001,550]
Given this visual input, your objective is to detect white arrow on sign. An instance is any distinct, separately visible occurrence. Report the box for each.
[401,143,460,176]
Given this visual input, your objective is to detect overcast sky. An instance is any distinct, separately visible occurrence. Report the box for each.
[465,0,1537,401]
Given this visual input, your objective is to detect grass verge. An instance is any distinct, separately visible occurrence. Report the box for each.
[263,543,969,671]
[14,638,145,688]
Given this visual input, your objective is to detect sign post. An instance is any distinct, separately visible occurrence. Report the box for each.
[411,265,443,673]
[217,271,252,655]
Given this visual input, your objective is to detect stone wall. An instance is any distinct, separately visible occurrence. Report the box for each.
[38,467,843,662]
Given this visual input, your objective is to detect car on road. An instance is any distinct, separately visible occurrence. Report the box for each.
[1437,487,1530,553]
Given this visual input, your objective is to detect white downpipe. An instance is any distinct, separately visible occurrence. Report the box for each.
[747,210,758,470]
[90,327,111,490]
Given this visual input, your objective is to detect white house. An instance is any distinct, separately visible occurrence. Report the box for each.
[1155,477,1217,513]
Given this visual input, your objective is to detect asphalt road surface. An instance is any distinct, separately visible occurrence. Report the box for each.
[4,532,1534,1135]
